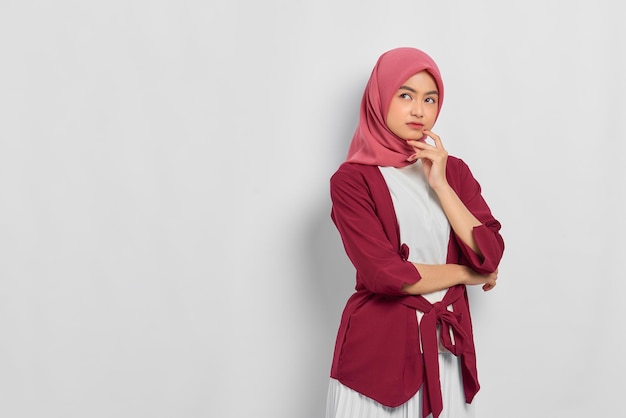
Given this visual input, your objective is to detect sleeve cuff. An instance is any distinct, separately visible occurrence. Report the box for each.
[458,224,504,274]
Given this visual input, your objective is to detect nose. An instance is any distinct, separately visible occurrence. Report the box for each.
[410,100,424,117]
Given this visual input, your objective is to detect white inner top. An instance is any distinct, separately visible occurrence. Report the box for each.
[379,161,452,351]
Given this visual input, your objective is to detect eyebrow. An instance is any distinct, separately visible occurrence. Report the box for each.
[398,85,439,95]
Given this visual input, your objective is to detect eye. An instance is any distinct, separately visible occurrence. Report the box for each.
[425,97,437,104]
[399,93,413,100]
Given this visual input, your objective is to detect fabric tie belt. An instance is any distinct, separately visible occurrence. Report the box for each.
[399,285,475,418]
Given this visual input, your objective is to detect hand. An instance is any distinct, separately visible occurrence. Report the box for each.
[463,267,498,292]
[406,130,449,190]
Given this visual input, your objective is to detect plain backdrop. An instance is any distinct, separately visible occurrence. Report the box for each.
[1,1,624,417]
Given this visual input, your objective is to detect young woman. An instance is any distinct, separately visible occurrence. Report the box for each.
[326,47,505,418]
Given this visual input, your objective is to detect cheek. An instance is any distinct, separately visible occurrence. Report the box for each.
[427,107,439,122]
[386,102,406,123]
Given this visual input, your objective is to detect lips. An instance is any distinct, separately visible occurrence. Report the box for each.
[406,122,424,130]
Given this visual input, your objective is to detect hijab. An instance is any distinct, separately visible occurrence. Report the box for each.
[345,47,444,168]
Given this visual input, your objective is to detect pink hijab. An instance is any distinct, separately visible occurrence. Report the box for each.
[345,47,444,168]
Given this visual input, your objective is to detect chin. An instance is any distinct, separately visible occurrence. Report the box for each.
[394,129,426,142]
[405,134,426,141]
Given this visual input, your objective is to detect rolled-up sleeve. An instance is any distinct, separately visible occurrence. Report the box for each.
[330,167,421,296]
[450,159,505,274]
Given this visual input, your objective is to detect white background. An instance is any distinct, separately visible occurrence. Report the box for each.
[1,1,624,417]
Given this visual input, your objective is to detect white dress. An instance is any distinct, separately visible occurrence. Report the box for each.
[325,161,476,418]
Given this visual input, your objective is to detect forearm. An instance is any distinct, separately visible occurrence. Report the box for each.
[403,262,498,295]
[434,184,482,255]
[402,263,467,295]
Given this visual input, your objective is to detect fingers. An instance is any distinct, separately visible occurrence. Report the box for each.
[406,142,447,164]
[482,281,496,291]
[407,131,445,154]
[482,271,498,292]
[464,269,498,291]
[424,130,445,150]
[406,139,433,150]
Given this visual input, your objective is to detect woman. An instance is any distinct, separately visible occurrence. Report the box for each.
[326,47,505,418]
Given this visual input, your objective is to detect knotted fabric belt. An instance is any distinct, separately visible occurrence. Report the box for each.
[399,285,476,418]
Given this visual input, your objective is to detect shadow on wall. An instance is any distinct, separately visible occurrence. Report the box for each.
[299,76,364,418]
[302,203,356,418]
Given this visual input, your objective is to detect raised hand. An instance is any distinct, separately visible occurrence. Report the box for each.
[406,130,449,191]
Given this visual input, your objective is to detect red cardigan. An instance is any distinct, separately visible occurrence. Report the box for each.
[329,157,504,418]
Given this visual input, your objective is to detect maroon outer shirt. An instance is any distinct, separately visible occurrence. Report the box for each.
[329,157,504,418]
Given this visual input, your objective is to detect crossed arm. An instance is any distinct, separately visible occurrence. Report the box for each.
[403,130,498,295]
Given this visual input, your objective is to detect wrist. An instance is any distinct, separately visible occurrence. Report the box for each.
[456,265,471,285]
[431,181,452,195]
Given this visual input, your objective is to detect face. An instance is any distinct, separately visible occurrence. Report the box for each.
[385,71,439,141]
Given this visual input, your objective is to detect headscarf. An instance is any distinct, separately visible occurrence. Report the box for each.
[345,47,444,168]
